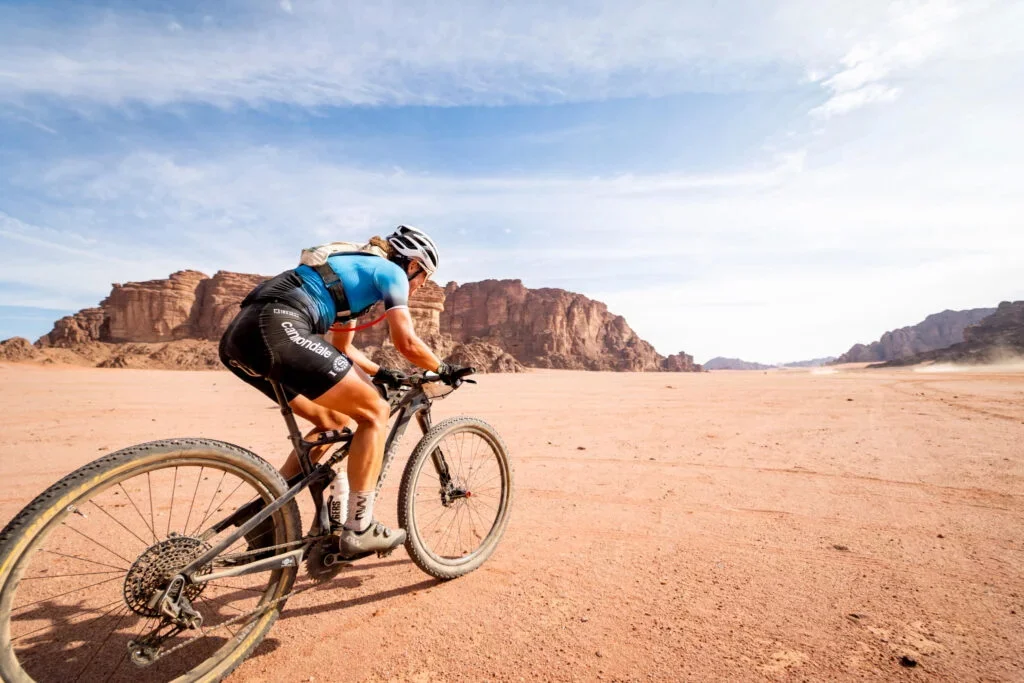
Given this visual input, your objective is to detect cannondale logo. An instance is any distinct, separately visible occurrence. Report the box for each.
[280,322,333,358]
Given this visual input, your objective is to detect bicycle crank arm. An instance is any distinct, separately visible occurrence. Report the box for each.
[191,548,303,583]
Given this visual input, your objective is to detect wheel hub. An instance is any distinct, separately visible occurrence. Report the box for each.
[123,533,212,616]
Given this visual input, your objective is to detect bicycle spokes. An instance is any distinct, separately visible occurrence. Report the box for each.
[412,431,504,560]
[6,462,287,681]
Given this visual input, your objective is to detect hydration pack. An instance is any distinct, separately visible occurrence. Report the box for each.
[299,240,388,267]
[299,240,389,329]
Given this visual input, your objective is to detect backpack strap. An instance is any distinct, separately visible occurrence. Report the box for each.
[313,263,352,321]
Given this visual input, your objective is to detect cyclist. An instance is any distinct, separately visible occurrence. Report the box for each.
[219,225,466,557]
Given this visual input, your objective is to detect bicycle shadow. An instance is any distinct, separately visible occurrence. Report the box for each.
[7,560,438,681]
[203,558,440,623]
[279,576,441,621]
[10,597,234,682]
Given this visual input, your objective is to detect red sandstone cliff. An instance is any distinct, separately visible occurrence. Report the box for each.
[26,271,700,372]
[188,272,269,340]
[39,271,269,346]
[440,280,693,371]
[37,307,107,348]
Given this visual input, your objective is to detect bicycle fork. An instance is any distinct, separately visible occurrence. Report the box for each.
[416,411,463,506]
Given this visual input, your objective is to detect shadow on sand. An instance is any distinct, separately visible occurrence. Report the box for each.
[9,558,441,682]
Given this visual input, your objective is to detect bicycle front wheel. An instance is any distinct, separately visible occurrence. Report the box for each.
[398,417,513,580]
[0,438,301,683]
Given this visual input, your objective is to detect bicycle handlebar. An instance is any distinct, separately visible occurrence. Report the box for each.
[408,366,477,387]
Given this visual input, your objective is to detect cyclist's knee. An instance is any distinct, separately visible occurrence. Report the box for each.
[353,396,389,428]
[290,396,349,431]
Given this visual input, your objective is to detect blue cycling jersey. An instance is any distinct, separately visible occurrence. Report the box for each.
[295,254,410,327]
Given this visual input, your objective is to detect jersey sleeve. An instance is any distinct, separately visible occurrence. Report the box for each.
[372,261,410,311]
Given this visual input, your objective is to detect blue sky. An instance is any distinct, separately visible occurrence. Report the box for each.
[1,0,1022,364]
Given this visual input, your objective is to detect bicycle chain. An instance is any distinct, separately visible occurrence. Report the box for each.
[218,537,315,562]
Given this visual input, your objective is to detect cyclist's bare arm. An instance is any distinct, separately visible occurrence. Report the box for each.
[326,321,379,375]
[387,307,442,371]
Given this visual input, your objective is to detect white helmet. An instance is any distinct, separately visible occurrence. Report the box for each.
[387,225,439,277]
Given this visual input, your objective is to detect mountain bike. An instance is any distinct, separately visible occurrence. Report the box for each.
[0,369,512,682]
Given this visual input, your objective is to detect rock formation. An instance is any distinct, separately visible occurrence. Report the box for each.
[836,308,996,363]
[781,357,836,368]
[444,341,525,373]
[37,308,107,348]
[188,272,269,340]
[37,271,269,346]
[703,357,775,371]
[871,301,1024,367]
[103,270,208,342]
[440,279,679,371]
[0,337,38,362]
[663,352,701,372]
[19,271,700,373]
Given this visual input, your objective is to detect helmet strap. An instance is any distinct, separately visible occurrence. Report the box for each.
[407,265,426,282]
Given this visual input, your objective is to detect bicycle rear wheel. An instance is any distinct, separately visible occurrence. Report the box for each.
[398,417,513,580]
[0,438,301,683]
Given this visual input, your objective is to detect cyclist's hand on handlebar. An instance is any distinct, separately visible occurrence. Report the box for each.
[372,366,409,390]
[436,362,476,387]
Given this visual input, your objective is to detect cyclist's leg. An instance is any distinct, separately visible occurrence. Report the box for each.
[239,303,402,552]
[279,396,355,480]
[249,304,390,495]
[309,366,390,492]
[312,371,405,553]
[220,306,353,478]
[308,367,405,552]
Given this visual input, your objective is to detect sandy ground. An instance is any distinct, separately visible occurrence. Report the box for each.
[0,362,1022,682]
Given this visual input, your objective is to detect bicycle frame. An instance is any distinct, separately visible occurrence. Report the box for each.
[179,378,446,582]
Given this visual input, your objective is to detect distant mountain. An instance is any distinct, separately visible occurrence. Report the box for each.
[835,308,996,363]
[781,357,836,368]
[703,357,775,371]
[872,301,1024,367]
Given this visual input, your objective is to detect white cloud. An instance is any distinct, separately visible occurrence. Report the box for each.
[0,1,1015,111]
[811,83,901,118]
[1,1,1022,360]
[3,124,1022,359]
[808,0,1022,117]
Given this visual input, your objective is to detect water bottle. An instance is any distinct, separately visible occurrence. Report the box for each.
[327,468,349,528]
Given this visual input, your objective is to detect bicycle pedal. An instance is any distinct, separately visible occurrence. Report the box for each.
[376,548,395,558]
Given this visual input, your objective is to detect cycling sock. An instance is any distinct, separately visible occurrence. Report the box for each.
[344,490,375,532]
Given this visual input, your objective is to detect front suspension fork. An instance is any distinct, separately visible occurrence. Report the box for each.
[416,409,454,491]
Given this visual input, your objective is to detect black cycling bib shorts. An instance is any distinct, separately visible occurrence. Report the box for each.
[218,300,353,404]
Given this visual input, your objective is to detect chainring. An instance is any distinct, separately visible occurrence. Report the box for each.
[304,535,348,583]
[123,533,212,616]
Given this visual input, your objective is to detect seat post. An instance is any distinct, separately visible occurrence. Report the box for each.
[269,380,315,475]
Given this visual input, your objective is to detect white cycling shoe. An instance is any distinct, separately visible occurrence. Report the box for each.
[337,521,407,558]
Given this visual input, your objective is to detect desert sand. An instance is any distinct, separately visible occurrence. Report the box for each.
[0,362,1021,681]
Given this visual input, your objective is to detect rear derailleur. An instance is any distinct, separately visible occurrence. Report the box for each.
[128,575,202,667]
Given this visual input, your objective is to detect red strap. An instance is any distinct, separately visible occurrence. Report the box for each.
[330,313,387,334]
